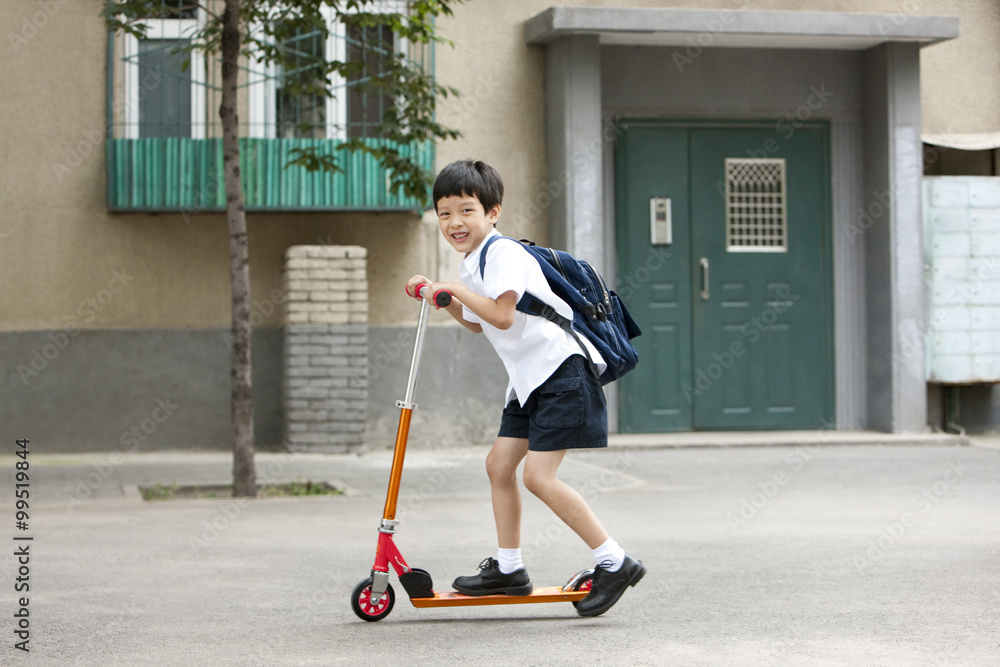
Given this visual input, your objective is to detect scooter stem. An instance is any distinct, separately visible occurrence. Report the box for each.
[382,298,432,521]
[403,298,432,408]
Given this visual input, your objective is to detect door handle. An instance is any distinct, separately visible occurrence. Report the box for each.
[699,258,709,300]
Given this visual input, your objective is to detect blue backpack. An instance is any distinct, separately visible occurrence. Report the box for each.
[479,236,641,385]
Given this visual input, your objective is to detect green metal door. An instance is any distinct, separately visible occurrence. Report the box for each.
[616,120,833,432]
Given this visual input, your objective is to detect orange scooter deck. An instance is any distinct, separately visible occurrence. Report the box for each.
[410,587,588,608]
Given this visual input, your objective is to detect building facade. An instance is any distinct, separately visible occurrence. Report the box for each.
[1,0,998,451]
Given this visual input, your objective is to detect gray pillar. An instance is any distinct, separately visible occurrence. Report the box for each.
[862,43,927,432]
[544,34,605,273]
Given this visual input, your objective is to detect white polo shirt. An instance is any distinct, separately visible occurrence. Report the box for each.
[459,230,606,407]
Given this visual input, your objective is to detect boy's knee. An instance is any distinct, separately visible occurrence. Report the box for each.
[485,450,516,483]
[522,468,549,497]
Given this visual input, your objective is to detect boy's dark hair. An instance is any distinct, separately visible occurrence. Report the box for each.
[433,160,504,214]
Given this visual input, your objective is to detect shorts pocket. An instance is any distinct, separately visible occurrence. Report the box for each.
[533,377,584,429]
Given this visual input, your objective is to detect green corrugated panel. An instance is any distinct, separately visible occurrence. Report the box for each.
[294,139,304,207]
[164,138,172,208]
[196,140,207,209]
[313,140,324,206]
[277,139,287,208]
[247,139,262,209]
[266,139,277,208]
[353,148,363,207]
[145,140,155,208]
[115,140,127,208]
[134,140,144,207]
[181,139,193,208]
[250,139,262,208]
[108,136,434,211]
[168,137,179,208]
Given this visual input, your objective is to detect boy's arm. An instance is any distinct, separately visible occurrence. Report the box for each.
[405,274,488,333]
[425,281,516,331]
[441,297,483,333]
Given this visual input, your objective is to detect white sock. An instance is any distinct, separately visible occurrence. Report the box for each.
[497,547,524,574]
[592,538,625,572]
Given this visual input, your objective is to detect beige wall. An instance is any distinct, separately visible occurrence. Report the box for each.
[0,0,427,330]
[1,0,996,334]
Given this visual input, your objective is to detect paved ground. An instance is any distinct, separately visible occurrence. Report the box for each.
[2,436,999,666]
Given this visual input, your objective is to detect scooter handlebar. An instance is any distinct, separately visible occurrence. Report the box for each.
[414,284,452,308]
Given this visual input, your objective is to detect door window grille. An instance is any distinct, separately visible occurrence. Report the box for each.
[725,158,788,252]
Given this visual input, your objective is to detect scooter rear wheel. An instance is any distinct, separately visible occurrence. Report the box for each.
[351,578,395,622]
[566,570,594,610]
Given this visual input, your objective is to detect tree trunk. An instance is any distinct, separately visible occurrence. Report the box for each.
[221,0,256,497]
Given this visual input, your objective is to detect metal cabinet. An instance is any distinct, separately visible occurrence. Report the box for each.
[923,177,1000,383]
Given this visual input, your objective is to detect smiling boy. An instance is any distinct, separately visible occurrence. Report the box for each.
[405,159,644,617]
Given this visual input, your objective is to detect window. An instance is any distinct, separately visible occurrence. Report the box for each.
[121,5,205,139]
[725,158,788,252]
[247,2,405,140]
[274,25,327,139]
[345,16,396,138]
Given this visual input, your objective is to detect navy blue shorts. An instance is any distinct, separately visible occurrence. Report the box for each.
[497,355,608,452]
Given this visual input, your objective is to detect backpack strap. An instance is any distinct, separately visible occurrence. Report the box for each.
[478,234,510,279]
[523,300,602,382]
[478,236,601,381]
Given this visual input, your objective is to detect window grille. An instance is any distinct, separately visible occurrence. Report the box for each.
[724,158,788,252]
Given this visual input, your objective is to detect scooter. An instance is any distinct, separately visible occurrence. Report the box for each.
[350,285,596,622]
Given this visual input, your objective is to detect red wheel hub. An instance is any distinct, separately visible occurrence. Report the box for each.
[357,586,389,616]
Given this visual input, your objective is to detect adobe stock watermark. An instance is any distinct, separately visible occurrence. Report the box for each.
[368,330,415,382]
[843,135,924,245]
[522,451,637,562]
[725,420,836,533]
[188,452,303,554]
[615,246,672,302]
[671,0,754,73]
[705,83,836,187]
[18,268,135,385]
[7,0,72,54]
[852,458,967,574]
[512,120,622,227]
[221,289,288,348]
[893,256,1000,366]
[394,445,475,521]
[51,66,168,184]
[682,285,800,404]
[61,397,181,512]
[437,72,501,128]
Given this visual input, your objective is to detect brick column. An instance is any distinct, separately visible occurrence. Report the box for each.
[283,246,368,452]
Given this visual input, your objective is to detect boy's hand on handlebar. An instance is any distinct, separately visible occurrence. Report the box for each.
[405,275,432,300]
[423,282,456,308]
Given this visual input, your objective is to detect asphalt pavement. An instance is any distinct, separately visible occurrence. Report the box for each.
[2,435,999,666]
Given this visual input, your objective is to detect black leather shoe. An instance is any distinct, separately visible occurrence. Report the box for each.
[576,554,646,617]
[453,557,533,596]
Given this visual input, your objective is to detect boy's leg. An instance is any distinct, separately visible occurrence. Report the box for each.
[451,436,533,597]
[523,448,645,617]
[522,449,609,549]
[486,436,530,548]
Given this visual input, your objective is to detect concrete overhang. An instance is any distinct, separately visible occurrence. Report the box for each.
[525,6,959,50]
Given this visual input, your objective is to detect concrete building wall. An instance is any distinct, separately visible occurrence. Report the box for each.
[2,0,998,450]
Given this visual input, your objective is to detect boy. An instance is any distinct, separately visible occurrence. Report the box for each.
[405,159,644,617]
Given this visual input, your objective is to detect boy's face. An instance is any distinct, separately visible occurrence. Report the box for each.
[436,194,500,254]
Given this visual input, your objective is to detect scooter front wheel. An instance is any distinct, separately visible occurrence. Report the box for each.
[351,578,396,622]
